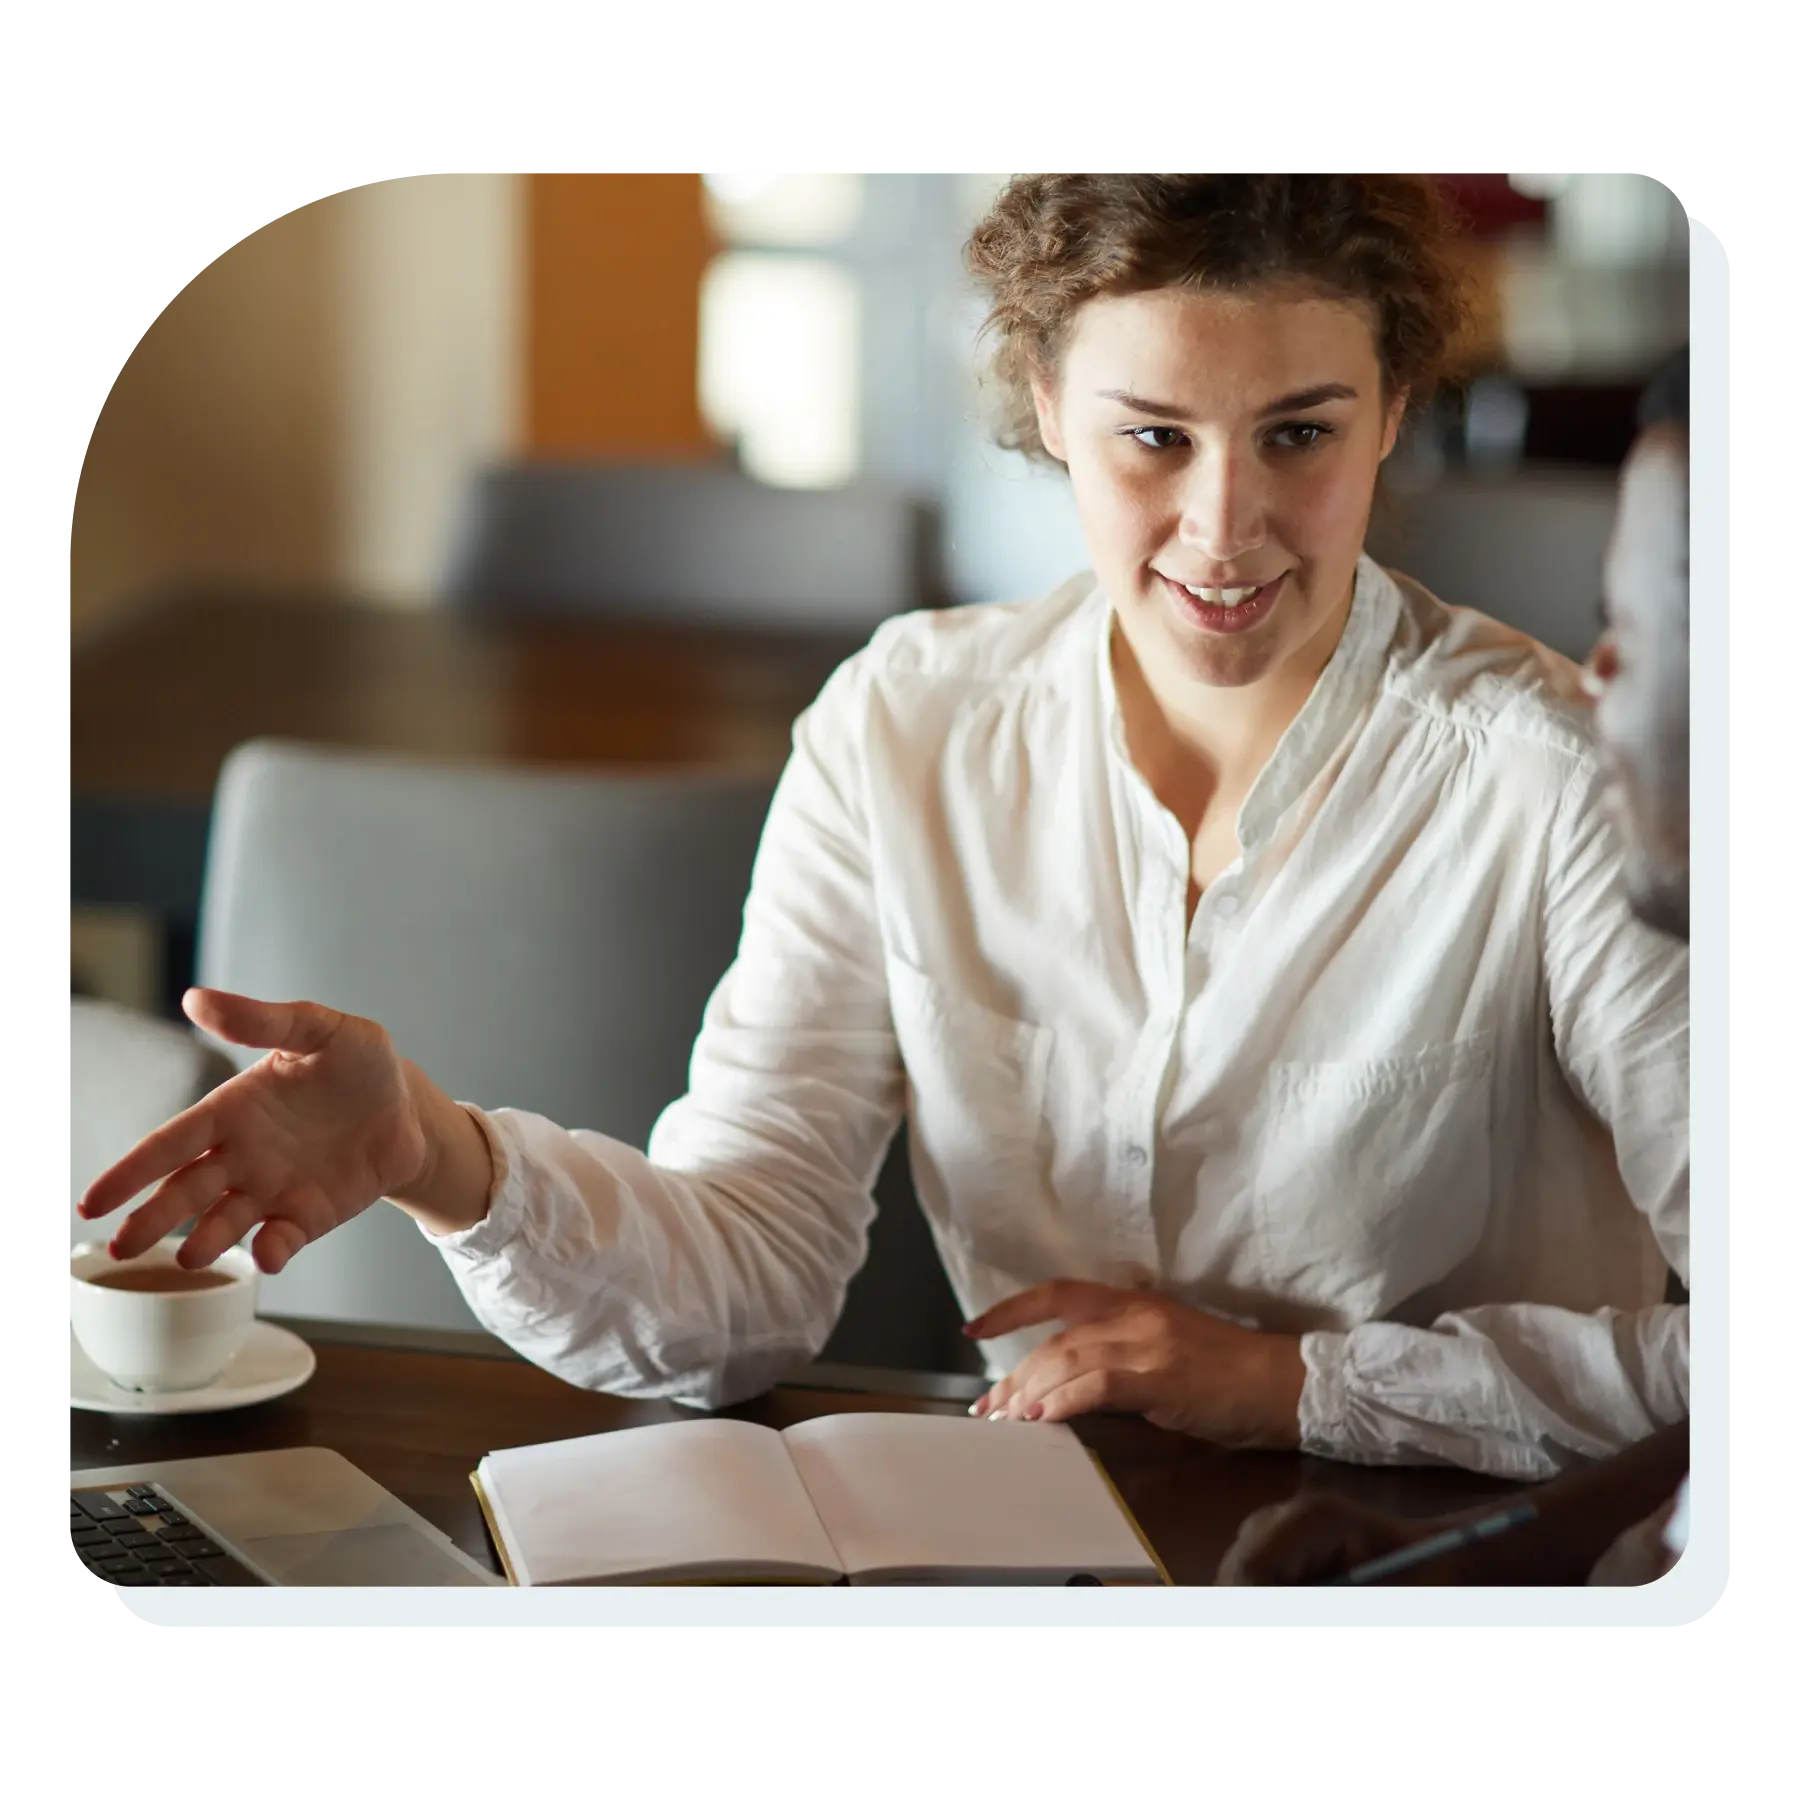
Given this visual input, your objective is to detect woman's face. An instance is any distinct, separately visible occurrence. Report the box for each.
[1583,423,1689,939]
[1033,284,1405,697]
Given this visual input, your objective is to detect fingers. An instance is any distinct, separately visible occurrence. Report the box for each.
[182,1183,333,1269]
[964,1279,1122,1342]
[183,988,345,1057]
[106,1150,236,1260]
[1214,1500,1309,1586]
[178,1191,277,1268]
[250,1217,309,1275]
[974,1324,1132,1421]
[1214,1496,1405,1587]
[79,1101,224,1222]
[1033,1368,1121,1425]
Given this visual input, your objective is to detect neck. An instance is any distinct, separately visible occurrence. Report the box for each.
[1112,586,1356,797]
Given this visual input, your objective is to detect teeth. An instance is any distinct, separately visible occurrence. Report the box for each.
[1182,583,1261,608]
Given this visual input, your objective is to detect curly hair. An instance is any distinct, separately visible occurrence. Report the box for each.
[965,174,1482,462]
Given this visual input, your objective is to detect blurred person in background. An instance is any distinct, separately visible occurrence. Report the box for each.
[82,178,1687,1486]
[1217,348,1693,1583]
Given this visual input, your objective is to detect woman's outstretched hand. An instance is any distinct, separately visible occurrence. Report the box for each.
[78,988,435,1275]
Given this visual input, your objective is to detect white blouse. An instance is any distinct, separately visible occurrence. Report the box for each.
[431,557,1689,1481]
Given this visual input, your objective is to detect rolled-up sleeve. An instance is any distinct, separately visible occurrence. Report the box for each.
[429,654,907,1408]
[1298,757,1690,1479]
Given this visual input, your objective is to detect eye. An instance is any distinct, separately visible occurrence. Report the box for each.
[1268,420,1335,450]
[1125,425,1190,451]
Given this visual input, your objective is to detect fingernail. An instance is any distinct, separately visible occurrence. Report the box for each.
[967,1401,983,1417]
[1025,1403,1044,1421]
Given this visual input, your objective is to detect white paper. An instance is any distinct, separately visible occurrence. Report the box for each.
[781,1413,1157,1581]
[481,1418,841,1585]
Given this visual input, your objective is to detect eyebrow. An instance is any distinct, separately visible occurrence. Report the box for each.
[1097,382,1360,420]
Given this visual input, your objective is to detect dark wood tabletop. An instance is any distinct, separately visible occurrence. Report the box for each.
[70,1320,1525,1586]
[72,589,872,801]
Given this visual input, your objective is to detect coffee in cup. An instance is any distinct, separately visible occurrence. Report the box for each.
[70,1240,259,1392]
[82,1265,239,1293]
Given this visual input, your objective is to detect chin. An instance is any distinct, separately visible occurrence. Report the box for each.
[1143,604,1286,691]
[1176,640,1281,689]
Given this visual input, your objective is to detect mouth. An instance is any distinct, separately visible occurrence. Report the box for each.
[1158,570,1288,635]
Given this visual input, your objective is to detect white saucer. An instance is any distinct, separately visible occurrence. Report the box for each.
[71,1320,317,1414]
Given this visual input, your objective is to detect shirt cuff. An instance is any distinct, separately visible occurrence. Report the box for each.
[415,1104,525,1261]
[1296,1330,1354,1460]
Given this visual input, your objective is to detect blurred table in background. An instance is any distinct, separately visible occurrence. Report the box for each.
[72,590,870,1012]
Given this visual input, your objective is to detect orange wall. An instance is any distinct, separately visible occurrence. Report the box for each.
[526,174,719,458]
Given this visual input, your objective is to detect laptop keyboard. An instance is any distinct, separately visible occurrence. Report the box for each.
[71,1483,268,1586]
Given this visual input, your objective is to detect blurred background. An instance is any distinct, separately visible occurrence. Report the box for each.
[72,169,1690,1016]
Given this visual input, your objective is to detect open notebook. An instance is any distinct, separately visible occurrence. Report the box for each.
[471,1412,1169,1586]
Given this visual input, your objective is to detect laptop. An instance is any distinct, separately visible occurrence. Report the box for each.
[70,1446,501,1586]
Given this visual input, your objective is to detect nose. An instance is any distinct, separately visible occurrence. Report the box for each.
[1175,444,1268,565]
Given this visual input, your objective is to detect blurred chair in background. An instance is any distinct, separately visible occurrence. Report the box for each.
[444,461,941,629]
[71,997,235,1238]
[194,739,972,1372]
[1368,467,1619,664]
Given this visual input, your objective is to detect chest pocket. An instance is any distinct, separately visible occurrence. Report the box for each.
[1251,1033,1495,1319]
[884,956,1054,1267]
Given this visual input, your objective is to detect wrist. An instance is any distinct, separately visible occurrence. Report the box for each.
[386,1065,495,1236]
[1256,1335,1305,1450]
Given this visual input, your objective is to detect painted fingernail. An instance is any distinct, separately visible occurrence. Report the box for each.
[1025,1403,1044,1421]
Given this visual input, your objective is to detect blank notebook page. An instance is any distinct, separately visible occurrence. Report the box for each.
[781,1413,1154,1579]
[482,1419,841,1585]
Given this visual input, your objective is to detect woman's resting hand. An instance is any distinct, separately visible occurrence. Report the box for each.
[963,1279,1305,1447]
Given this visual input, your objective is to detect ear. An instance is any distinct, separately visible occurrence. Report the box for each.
[1378,387,1410,461]
[1031,370,1068,463]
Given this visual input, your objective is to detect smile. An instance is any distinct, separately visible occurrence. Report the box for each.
[1159,570,1288,634]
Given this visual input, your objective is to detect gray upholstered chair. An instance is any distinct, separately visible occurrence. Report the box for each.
[71,997,236,1240]
[194,739,969,1371]
[443,461,939,629]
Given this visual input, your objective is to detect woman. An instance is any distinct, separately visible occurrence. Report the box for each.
[81,176,1688,1480]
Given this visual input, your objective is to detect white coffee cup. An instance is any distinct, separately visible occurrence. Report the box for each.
[70,1240,260,1392]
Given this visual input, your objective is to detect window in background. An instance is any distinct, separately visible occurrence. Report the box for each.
[698,175,865,488]
[939,173,1092,606]
[1495,174,1687,380]
[703,173,864,246]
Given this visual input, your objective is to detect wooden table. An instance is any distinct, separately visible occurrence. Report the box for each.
[72,590,871,1007]
[70,1322,1525,1586]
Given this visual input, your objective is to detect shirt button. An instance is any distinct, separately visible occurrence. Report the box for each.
[1214,894,1240,917]
[1124,1145,1148,1167]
